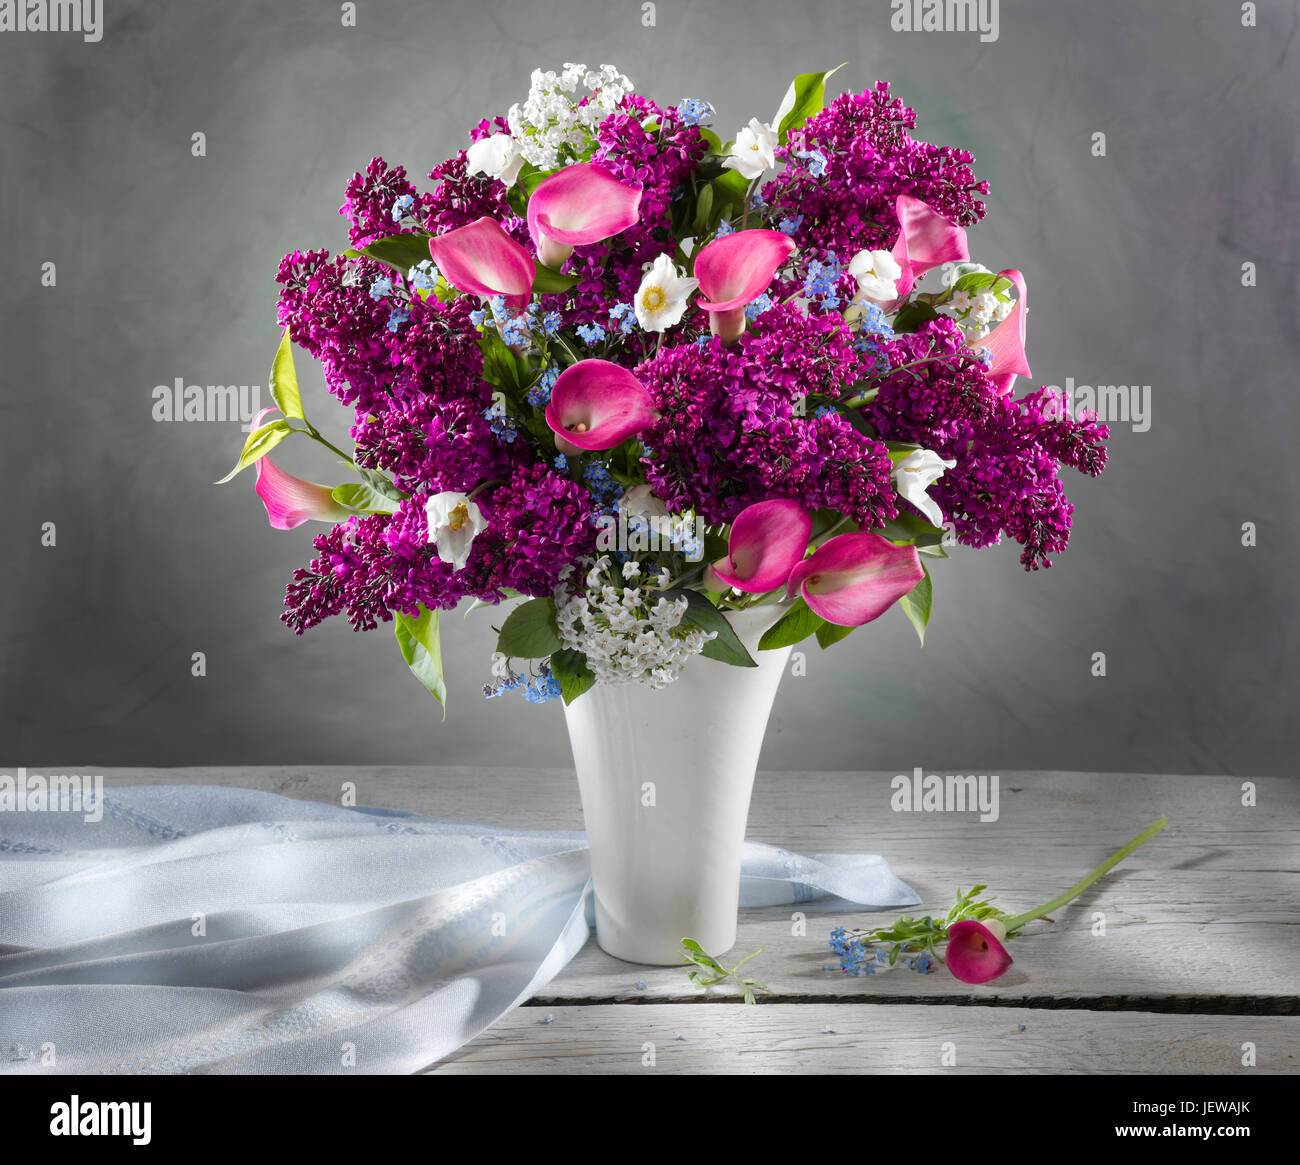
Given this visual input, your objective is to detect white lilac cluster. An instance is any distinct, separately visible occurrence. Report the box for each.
[554,557,716,688]
[506,63,635,170]
[937,261,1013,343]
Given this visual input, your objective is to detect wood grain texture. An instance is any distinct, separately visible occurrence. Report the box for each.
[90,767,1299,1007]
[427,1004,1300,1075]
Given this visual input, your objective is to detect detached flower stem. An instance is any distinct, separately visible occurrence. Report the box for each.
[999,816,1168,933]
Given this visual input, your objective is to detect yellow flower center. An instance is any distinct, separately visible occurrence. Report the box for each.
[642,285,666,312]
[447,503,470,532]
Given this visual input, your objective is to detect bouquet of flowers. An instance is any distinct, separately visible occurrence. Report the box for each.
[223,63,1108,710]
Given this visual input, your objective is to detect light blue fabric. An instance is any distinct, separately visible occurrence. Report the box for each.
[0,786,919,1074]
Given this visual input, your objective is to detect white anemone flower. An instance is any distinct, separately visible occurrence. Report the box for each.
[722,118,778,180]
[426,491,488,571]
[848,248,904,303]
[633,254,698,332]
[894,449,958,527]
[465,133,524,186]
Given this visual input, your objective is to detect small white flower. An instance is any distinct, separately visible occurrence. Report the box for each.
[949,289,973,312]
[722,118,778,180]
[894,449,958,528]
[425,491,488,571]
[848,248,903,303]
[633,254,698,332]
[465,133,524,186]
[971,291,999,323]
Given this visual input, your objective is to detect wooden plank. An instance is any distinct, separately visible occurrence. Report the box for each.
[85,768,1299,1004]
[427,1003,1300,1075]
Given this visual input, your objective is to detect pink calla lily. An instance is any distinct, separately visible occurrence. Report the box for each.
[945,920,1014,984]
[527,162,644,269]
[247,409,351,531]
[786,532,924,626]
[889,193,970,300]
[427,216,536,311]
[695,229,797,342]
[545,359,658,453]
[982,269,1031,395]
[707,500,812,594]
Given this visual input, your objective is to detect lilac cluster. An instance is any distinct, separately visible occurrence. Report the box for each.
[561,97,708,341]
[763,82,989,266]
[637,304,897,527]
[340,158,434,248]
[867,317,1109,569]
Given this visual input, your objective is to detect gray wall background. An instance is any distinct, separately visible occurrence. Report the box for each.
[1,0,1295,775]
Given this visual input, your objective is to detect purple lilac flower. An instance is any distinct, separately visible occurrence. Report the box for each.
[762,83,989,266]
[637,304,897,527]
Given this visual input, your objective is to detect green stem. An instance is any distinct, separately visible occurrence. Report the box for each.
[302,424,356,467]
[1001,816,1168,933]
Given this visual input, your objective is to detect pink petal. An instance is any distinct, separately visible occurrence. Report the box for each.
[254,455,349,531]
[945,920,1014,984]
[695,230,797,313]
[710,500,812,593]
[527,162,643,248]
[890,194,969,299]
[786,532,924,626]
[427,216,536,311]
[983,269,1031,395]
[544,359,658,451]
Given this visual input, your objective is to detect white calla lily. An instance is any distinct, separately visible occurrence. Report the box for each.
[893,449,957,527]
[465,133,524,186]
[722,118,778,180]
[633,254,698,332]
[426,491,488,570]
[848,248,904,303]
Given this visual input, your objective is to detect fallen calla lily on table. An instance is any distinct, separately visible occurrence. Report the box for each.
[830,816,1168,982]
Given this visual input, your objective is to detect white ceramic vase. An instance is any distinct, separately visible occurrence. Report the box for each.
[562,603,793,965]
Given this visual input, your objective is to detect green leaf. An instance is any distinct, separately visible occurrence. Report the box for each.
[693,183,715,236]
[477,329,529,393]
[668,590,758,667]
[698,127,723,154]
[355,467,407,503]
[891,299,940,333]
[531,265,580,294]
[876,511,946,548]
[757,598,825,651]
[394,605,446,714]
[711,167,751,209]
[496,597,562,659]
[332,481,400,515]
[948,270,1013,298]
[268,329,304,420]
[517,162,553,196]
[898,563,932,646]
[550,648,596,706]
[815,621,855,649]
[215,418,293,483]
[774,63,847,138]
[355,233,433,273]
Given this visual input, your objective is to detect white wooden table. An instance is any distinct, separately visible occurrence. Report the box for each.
[105,767,1299,1075]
